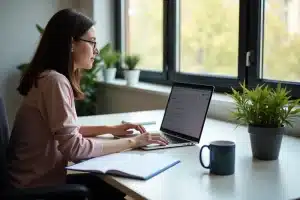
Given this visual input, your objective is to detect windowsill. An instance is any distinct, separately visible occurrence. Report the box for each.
[97,79,300,137]
[98,79,235,122]
[98,79,233,102]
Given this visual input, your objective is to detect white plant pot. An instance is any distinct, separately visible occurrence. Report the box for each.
[124,69,140,86]
[96,69,104,82]
[94,63,104,82]
[103,68,116,83]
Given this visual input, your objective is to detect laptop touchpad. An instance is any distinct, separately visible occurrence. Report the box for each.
[146,143,161,147]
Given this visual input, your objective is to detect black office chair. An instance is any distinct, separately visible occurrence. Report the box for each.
[0,95,90,199]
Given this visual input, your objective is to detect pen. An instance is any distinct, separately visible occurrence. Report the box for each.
[121,120,156,125]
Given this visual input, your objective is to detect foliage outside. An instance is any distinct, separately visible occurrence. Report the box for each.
[228,83,300,128]
[127,0,300,81]
[124,54,141,70]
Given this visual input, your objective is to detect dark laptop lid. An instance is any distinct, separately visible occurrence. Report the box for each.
[160,82,214,143]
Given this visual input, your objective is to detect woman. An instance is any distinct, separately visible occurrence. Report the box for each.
[6,8,168,199]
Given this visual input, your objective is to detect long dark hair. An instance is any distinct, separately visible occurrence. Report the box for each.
[17,8,95,99]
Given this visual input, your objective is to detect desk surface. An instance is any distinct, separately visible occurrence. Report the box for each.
[78,110,300,200]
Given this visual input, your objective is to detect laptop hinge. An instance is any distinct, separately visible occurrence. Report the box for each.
[164,132,195,143]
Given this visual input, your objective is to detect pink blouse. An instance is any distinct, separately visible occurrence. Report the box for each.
[7,70,104,188]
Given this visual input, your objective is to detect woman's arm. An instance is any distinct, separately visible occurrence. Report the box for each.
[93,132,169,156]
[42,73,167,161]
[94,137,137,155]
[79,126,114,137]
[79,123,147,137]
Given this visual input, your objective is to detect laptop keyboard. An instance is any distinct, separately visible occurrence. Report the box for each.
[163,134,189,144]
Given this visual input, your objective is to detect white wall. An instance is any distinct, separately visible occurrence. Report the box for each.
[78,0,115,48]
[0,0,114,128]
[0,0,67,127]
[93,0,115,48]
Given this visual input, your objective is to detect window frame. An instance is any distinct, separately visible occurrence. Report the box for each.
[167,0,247,93]
[114,0,167,84]
[114,0,300,97]
[247,0,300,98]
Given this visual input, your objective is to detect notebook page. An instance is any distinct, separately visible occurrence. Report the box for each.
[67,152,180,179]
[67,153,135,173]
[108,153,180,179]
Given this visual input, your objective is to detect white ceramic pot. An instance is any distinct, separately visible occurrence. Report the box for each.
[124,69,140,86]
[103,68,116,83]
[96,69,104,82]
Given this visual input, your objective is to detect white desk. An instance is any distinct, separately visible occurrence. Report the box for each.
[78,110,300,200]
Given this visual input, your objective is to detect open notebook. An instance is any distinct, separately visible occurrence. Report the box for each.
[66,152,180,180]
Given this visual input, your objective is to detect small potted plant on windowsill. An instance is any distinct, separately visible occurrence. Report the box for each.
[123,54,141,86]
[228,83,300,160]
[99,43,120,83]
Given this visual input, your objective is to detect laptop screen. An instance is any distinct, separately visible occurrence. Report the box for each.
[160,83,213,142]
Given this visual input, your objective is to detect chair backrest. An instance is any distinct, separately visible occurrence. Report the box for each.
[0,96,9,190]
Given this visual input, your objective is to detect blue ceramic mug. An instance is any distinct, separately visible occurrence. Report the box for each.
[199,140,235,175]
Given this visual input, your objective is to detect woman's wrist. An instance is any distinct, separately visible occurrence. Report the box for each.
[108,125,118,135]
[128,138,138,149]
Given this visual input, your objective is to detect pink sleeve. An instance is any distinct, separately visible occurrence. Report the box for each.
[43,74,103,161]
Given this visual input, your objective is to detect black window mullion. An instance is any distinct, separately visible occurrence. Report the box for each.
[164,0,177,80]
[115,0,122,78]
[237,0,248,86]
[114,0,122,54]
[247,0,262,89]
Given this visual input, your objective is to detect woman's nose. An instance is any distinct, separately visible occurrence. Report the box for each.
[94,47,99,55]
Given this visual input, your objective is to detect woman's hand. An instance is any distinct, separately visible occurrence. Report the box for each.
[133,133,169,148]
[111,123,146,136]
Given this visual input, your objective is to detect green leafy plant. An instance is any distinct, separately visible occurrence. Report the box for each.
[99,43,120,69]
[228,82,300,128]
[36,24,44,34]
[17,63,30,74]
[124,54,141,70]
[75,55,103,116]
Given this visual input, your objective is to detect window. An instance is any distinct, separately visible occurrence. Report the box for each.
[116,0,300,97]
[124,0,163,72]
[262,0,300,82]
[248,0,300,97]
[179,0,240,77]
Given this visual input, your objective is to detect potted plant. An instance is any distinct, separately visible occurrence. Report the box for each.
[228,83,300,160]
[123,54,141,86]
[99,43,120,83]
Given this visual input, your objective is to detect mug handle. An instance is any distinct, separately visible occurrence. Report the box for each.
[199,145,210,169]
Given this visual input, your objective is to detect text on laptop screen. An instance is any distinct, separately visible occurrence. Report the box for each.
[161,86,212,138]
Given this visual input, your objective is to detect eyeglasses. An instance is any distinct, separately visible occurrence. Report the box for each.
[78,38,97,50]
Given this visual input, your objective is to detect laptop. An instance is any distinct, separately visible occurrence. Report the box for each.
[141,82,214,150]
